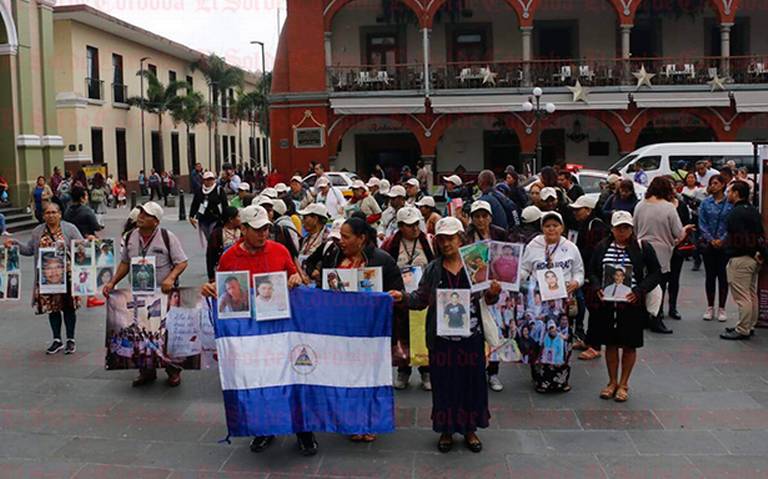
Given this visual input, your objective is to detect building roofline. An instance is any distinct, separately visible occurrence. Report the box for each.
[53,4,259,84]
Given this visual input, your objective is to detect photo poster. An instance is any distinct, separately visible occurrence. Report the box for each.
[401,265,423,294]
[489,242,523,291]
[536,266,568,301]
[322,268,359,292]
[166,287,215,369]
[71,239,115,297]
[358,267,383,293]
[253,271,291,321]
[130,256,156,295]
[436,289,471,338]
[216,271,251,319]
[38,244,67,295]
[602,264,633,303]
[447,198,464,218]
[514,282,570,366]
[0,246,20,301]
[488,290,523,363]
[459,241,491,292]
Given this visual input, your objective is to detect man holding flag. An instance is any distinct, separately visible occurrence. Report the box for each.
[201,205,314,455]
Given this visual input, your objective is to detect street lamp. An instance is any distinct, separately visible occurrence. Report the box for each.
[522,87,556,175]
[139,57,151,183]
[250,40,269,171]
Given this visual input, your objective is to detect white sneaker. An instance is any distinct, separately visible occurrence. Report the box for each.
[717,308,728,322]
[420,372,432,391]
[488,375,504,392]
[702,307,714,321]
[393,371,409,390]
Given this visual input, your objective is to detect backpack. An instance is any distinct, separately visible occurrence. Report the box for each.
[89,187,105,204]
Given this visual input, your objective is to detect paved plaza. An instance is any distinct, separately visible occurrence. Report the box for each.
[1,199,768,478]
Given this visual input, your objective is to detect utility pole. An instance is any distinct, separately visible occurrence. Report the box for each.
[250,40,269,171]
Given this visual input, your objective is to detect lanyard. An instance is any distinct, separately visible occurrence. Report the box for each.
[544,239,561,268]
[302,231,323,255]
[401,238,419,265]
[138,228,158,258]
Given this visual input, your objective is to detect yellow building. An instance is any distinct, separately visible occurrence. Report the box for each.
[53,4,265,189]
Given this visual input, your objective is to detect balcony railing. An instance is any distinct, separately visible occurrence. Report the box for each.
[327,55,768,92]
[112,83,127,104]
[85,77,104,100]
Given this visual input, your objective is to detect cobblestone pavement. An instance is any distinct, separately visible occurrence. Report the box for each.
[1,198,767,478]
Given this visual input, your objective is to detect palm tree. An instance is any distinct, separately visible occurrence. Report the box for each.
[128,71,188,173]
[191,54,245,170]
[169,91,207,174]
[232,89,261,166]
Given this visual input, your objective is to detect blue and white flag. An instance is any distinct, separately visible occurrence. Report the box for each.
[214,287,395,437]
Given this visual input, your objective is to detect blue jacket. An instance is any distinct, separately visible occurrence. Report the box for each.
[479,189,519,230]
[698,196,733,243]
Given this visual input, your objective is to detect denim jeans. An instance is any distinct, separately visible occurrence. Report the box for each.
[0,213,5,234]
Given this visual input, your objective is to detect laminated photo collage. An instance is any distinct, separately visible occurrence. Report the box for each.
[0,246,21,301]
[72,239,116,297]
[321,267,384,293]
[216,271,292,321]
[459,241,523,292]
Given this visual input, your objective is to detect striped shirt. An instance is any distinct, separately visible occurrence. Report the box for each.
[602,243,636,289]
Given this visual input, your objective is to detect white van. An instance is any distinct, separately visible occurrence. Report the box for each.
[610,142,758,182]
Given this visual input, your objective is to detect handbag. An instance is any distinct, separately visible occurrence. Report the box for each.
[645,285,663,317]
[479,299,502,348]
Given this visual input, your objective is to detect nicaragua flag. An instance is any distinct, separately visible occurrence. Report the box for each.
[213,287,395,437]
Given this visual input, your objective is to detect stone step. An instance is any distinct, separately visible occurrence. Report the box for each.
[6,218,39,234]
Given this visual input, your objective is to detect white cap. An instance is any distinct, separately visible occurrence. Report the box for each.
[388,185,406,198]
[291,175,303,184]
[569,195,598,210]
[315,177,330,188]
[521,206,542,224]
[379,179,391,194]
[261,187,278,199]
[607,174,621,185]
[202,171,216,180]
[128,207,141,222]
[241,205,272,230]
[415,196,436,208]
[541,211,564,225]
[540,187,558,201]
[612,210,634,227]
[470,200,492,216]
[257,196,274,207]
[406,178,420,188]
[435,217,465,236]
[298,203,329,219]
[238,182,251,192]
[366,177,381,188]
[139,202,163,220]
[272,199,287,216]
[443,175,462,186]
[329,218,345,240]
[350,180,368,191]
[396,206,422,225]
[275,183,289,193]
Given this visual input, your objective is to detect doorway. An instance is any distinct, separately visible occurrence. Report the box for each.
[115,129,127,181]
[483,130,521,175]
[354,133,421,182]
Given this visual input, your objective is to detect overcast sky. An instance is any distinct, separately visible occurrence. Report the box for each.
[56,0,286,72]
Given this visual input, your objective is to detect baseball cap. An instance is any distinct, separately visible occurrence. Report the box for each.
[470,200,493,216]
[275,183,289,193]
[540,187,558,201]
[261,187,278,199]
[351,180,368,191]
[388,185,406,198]
[315,177,330,188]
[272,199,287,216]
[366,177,381,188]
[257,196,274,207]
[396,206,422,225]
[290,175,303,184]
[379,179,391,194]
[541,211,563,225]
[241,205,271,230]
[238,182,251,192]
[612,210,634,227]
[435,217,465,236]
[521,205,542,224]
[607,174,621,185]
[298,203,329,219]
[329,218,345,240]
[442,175,463,186]
[139,202,163,220]
[569,195,598,210]
[406,178,420,188]
[128,207,141,222]
[202,171,216,180]
[415,196,436,208]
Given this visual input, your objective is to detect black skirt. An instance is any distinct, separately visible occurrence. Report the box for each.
[591,302,646,349]
[429,333,490,434]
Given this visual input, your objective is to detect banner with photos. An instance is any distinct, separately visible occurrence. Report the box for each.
[105,288,216,371]
[72,239,116,297]
[0,245,21,301]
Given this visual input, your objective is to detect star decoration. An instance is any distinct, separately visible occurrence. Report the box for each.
[633,65,656,89]
[708,73,729,92]
[567,79,590,103]
[482,67,497,86]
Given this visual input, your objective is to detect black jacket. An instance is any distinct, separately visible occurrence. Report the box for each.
[726,201,765,258]
[380,231,435,266]
[189,186,228,224]
[63,203,102,236]
[574,215,610,273]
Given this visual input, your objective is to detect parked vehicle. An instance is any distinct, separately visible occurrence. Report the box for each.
[303,172,359,198]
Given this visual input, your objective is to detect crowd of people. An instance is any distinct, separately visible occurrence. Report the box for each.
[2,155,765,457]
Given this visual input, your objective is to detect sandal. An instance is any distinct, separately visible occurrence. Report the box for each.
[350,434,377,443]
[464,433,482,453]
[600,384,618,400]
[578,348,602,361]
[437,434,453,453]
[572,339,588,351]
[614,386,629,402]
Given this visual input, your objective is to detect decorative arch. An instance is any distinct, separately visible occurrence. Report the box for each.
[629,108,736,150]
[324,0,429,30]
[0,0,19,55]
[431,113,532,151]
[608,0,741,25]
[539,110,624,153]
[327,114,430,158]
[425,0,537,28]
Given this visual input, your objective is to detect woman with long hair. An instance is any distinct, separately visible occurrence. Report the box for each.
[698,174,733,322]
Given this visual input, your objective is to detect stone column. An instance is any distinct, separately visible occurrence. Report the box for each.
[37,0,63,175]
[621,24,633,84]
[521,27,533,87]
[720,23,732,77]
[422,28,431,96]
[421,154,435,192]
[324,31,332,89]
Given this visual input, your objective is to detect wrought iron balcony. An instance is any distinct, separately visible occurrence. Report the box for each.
[328,64,427,92]
[112,83,127,104]
[85,77,104,100]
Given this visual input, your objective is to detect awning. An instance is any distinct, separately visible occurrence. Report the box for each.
[733,91,768,112]
[430,92,629,113]
[633,91,731,108]
[330,96,425,115]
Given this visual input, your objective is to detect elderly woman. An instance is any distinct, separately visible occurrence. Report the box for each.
[519,211,584,394]
[602,180,638,221]
[320,217,404,443]
[345,180,382,226]
[391,217,500,453]
[5,202,83,354]
[465,200,508,243]
[588,211,662,402]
